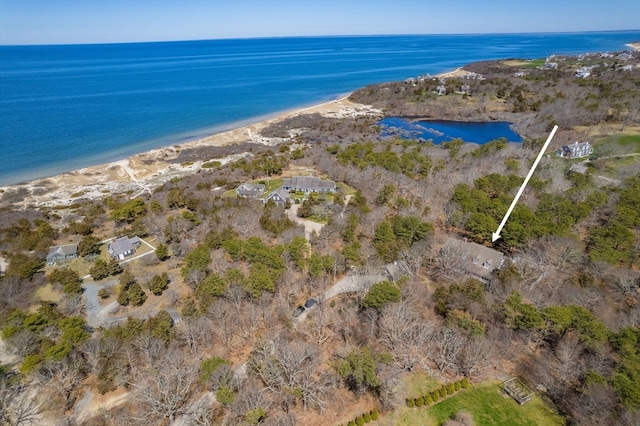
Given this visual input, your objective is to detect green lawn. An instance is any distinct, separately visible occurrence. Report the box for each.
[615,134,640,152]
[594,133,640,156]
[380,381,565,426]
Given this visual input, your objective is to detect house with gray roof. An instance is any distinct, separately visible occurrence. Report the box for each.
[108,236,141,260]
[444,237,504,281]
[264,189,290,207]
[236,182,266,199]
[46,243,78,265]
[282,176,335,193]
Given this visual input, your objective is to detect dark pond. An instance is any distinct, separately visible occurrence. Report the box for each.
[379,117,523,144]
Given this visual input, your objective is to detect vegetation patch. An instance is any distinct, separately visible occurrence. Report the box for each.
[387,381,565,426]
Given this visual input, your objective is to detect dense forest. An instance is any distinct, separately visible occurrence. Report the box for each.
[1,51,640,425]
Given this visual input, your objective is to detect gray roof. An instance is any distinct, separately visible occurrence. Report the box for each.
[445,237,504,279]
[265,188,290,203]
[108,236,136,256]
[47,243,78,258]
[237,182,265,196]
[282,176,335,191]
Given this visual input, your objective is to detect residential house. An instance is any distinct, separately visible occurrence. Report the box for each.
[264,188,290,207]
[46,243,78,265]
[557,141,593,159]
[108,236,141,260]
[444,237,504,280]
[569,163,589,174]
[383,260,409,283]
[281,176,336,193]
[236,182,266,199]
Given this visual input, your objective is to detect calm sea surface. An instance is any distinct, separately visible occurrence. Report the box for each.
[1,32,639,186]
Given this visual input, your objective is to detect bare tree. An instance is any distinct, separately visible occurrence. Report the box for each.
[429,327,466,374]
[5,329,39,358]
[177,316,211,356]
[0,372,42,426]
[298,302,332,345]
[37,355,86,412]
[248,337,327,411]
[378,302,431,371]
[131,350,198,423]
[458,336,494,378]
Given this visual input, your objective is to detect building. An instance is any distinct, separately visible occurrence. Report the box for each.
[383,260,409,283]
[264,189,290,207]
[444,237,504,280]
[46,243,78,265]
[281,176,335,193]
[236,182,265,199]
[557,141,593,159]
[107,236,141,260]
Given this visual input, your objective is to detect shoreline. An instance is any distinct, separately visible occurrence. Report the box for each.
[627,42,640,51]
[0,95,383,209]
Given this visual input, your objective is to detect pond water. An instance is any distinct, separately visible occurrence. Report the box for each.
[379,117,523,144]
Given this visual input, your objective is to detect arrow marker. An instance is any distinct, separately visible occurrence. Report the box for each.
[492,125,558,242]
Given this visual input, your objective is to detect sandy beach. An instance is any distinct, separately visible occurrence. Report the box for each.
[627,42,640,51]
[0,96,383,210]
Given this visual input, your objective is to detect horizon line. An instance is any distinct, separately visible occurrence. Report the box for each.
[2,28,639,48]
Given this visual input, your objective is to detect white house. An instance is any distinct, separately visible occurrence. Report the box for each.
[557,141,593,159]
[108,236,141,260]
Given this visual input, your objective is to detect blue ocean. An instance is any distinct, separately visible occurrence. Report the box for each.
[1,32,639,186]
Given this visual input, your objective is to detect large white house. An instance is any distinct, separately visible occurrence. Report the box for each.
[557,141,593,159]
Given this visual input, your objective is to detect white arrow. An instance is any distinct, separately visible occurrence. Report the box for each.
[492,125,558,242]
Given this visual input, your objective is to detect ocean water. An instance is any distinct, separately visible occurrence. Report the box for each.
[1,31,639,186]
[379,118,523,144]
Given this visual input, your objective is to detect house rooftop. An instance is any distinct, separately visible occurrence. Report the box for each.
[445,237,504,279]
[109,236,138,256]
[47,243,78,257]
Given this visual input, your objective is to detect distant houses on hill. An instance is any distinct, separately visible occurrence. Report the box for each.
[557,141,593,159]
[236,175,336,205]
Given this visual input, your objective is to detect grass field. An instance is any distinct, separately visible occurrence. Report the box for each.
[379,380,565,426]
[500,59,545,68]
[594,132,640,156]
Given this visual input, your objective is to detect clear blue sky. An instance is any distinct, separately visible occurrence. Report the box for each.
[1,0,638,45]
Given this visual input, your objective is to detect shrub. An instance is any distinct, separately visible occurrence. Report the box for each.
[98,288,110,299]
[356,416,364,426]
[363,412,371,423]
[461,377,470,389]
[454,381,462,391]
[425,393,433,405]
[370,410,379,420]
[440,387,448,398]
[406,398,414,407]
[216,386,234,405]
[447,383,455,394]
[415,396,424,407]
[432,390,440,401]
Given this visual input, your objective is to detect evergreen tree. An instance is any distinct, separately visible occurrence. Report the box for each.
[90,259,110,281]
[78,235,102,257]
[155,243,169,261]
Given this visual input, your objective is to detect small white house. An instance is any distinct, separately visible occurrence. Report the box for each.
[107,236,141,260]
